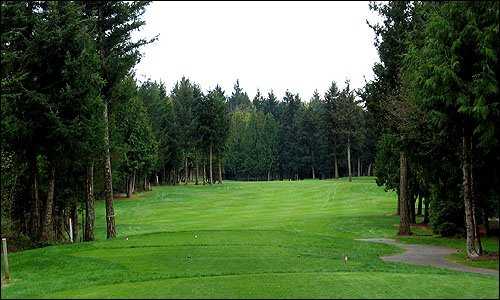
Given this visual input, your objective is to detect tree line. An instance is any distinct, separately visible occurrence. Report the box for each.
[363,1,499,258]
[224,80,371,182]
[1,1,498,260]
[122,77,371,186]
[0,1,372,247]
[1,1,157,245]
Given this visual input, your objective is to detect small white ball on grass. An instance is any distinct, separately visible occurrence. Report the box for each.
[195,235,198,239]
[126,237,129,241]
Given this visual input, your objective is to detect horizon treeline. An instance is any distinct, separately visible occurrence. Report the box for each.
[144,77,372,184]
[225,80,371,181]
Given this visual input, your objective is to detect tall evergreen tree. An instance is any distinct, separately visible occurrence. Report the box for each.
[403,1,499,256]
[367,0,417,235]
[83,0,156,239]
[278,91,302,180]
[228,80,252,112]
[336,81,363,183]
[252,89,265,112]
[324,82,341,179]
[137,79,168,185]
[1,1,104,242]
[111,76,158,197]
[197,86,228,184]
[170,77,195,184]
[263,90,280,119]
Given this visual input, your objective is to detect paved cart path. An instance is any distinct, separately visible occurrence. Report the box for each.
[357,238,499,277]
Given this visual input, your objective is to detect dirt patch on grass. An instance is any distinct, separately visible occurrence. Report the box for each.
[468,251,499,261]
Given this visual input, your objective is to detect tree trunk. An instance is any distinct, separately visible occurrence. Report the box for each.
[462,126,482,258]
[71,205,78,243]
[470,167,483,254]
[195,160,199,185]
[80,204,85,242]
[203,163,206,185]
[143,176,147,191]
[417,194,422,216]
[209,143,213,184]
[312,166,315,179]
[103,102,116,239]
[410,195,416,224]
[9,173,21,234]
[127,171,136,197]
[334,154,339,179]
[162,167,166,185]
[397,191,400,215]
[267,170,271,181]
[184,155,188,184]
[30,155,41,239]
[423,198,429,224]
[127,175,132,198]
[53,205,64,241]
[357,157,361,177]
[40,165,56,241]
[398,150,412,235]
[218,157,223,184]
[84,163,95,241]
[132,170,136,193]
[155,174,159,185]
[367,163,372,176]
[347,137,352,182]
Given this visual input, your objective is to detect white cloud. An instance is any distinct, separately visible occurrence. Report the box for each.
[133,1,381,100]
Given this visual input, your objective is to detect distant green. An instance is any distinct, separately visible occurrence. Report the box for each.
[2,178,498,298]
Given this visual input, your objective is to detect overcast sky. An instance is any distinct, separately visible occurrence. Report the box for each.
[133,1,381,101]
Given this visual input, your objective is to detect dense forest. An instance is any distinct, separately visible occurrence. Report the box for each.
[1,1,498,260]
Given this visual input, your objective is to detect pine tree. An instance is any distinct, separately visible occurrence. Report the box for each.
[228,80,252,112]
[324,82,341,179]
[111,76,158,197]
[137,79,168,185]
[1,0,43,239]
[263,90,280,119]
[197,86,228,184]
[404,1,499,256]
[191,83,205,185]
[278,91,302,180]
[367,1,417,235]
[1,1,105,242]
[297,91,324,179]
[83,0,156,239]
[252,89,265,112]
[170,77,195,184]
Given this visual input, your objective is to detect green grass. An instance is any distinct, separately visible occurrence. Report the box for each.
[2,178,498,298]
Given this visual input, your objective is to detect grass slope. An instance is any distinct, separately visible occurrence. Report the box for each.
[2,178,498,298]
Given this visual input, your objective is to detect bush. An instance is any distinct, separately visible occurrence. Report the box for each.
[435,222,458,237]
[429,181,465,237]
